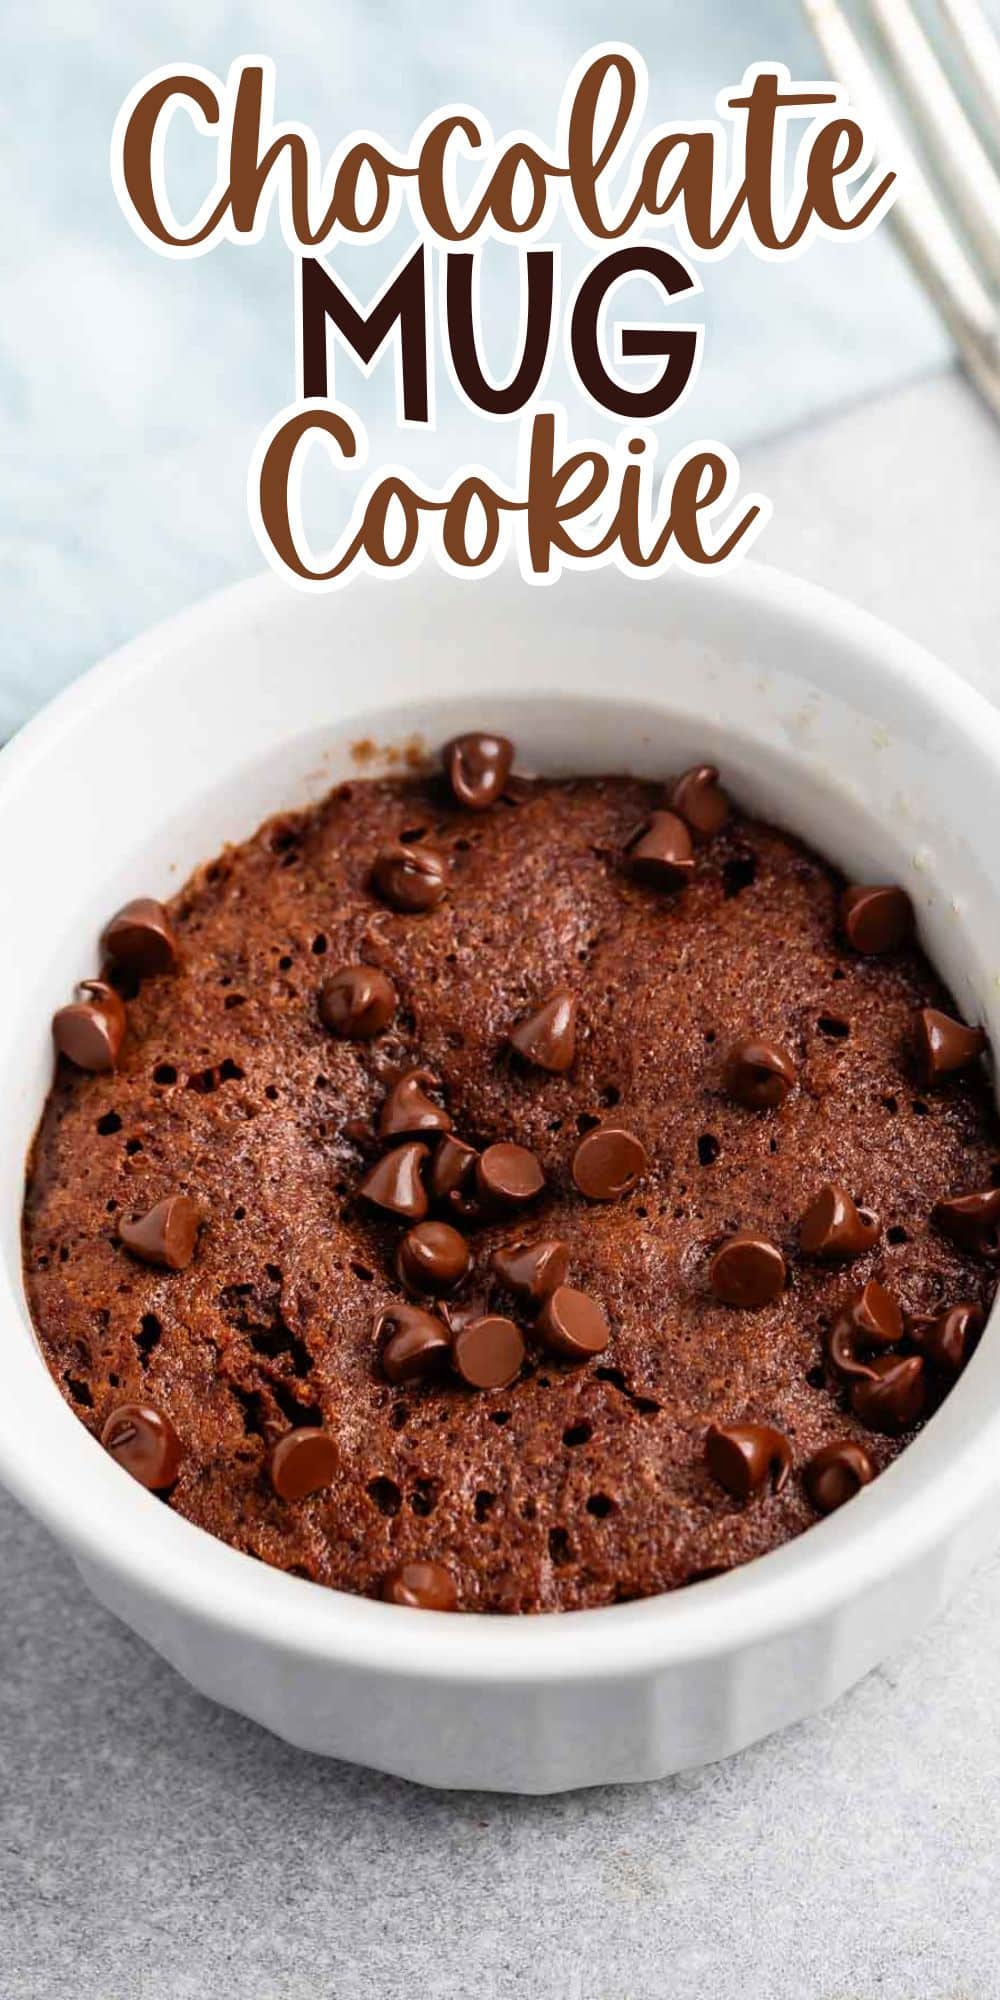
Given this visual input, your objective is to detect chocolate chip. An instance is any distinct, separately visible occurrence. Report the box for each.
[803,1440,875,1514]
[798,1184,879,1259]
[825,1338,875,1386]
[709,1232,786,1307]
[443,731,514,810]
[101,897,178,978]
[371,844,447,913]
[932,1186,1000,1258]
[343,1117,376,1150]
[397,1220,471,1294]
[827,1279,903,1379]
[430,1134,478,1202]
[319,965,396,1039]
[915,1007,987,1086]
[848,1278,903,1344]
[625,811,694,889]
[452,1314,525,1389]
[491,1237,569,1303]
[475,1142,545,1208]
[508,990,578,1073]
[571,1126,648,1202]
[101,1403,181,1490]
[379,1068,452,1142]
[910,1302,983,1376]
[382,1559,458,1609]
[849,1354,926,1433]
[723,1036,796,1109]
[357,1141,430,1219]
[268,1427,338,1499]
[840,884,914,954]
[445,1186,486,1225]
[376,1302,451,1384]
[537,1285,610,1361]
[669,764,729,839]
[438,1295,488,1338]
[52,980,126,1073]
[118,1193,200,1271]
[705,1421,792,1499]
[902,1307,935,1347]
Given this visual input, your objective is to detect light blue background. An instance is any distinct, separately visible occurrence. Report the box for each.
[2,1,960,733]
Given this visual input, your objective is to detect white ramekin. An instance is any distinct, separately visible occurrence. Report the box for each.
[3,561,1000,1793]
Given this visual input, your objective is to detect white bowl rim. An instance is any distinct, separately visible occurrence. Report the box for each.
[5,558,1000,1689]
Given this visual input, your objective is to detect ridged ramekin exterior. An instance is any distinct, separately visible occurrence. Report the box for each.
[3,562,1000,1791]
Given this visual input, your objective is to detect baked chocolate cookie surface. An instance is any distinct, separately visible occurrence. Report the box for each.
[23,744,1000,1611]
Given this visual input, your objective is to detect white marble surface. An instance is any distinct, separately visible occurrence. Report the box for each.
[4,369,1000,1999]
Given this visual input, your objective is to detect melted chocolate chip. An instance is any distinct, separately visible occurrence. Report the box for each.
[357,1142,430,1220]
[798,1184,879,1259]
[828,1279,903,1380]
[268,1427,338,1500]
[803,1440,875,1514]
[379,1069,452,1142]
[571,1126,648,1202]
[475,1142,544,1208]
[382,1559,458,1609]
[429,1134,478,1202]
[376,1302,451,1384]
[509,990,578,1073]
[101,897,178,978]
[625,811,694,890]
[825,1336,877,1385]
[443,732,514,811]
[52,981,126,1073]
[371,844,448,913]
[118,1193,200,1271]
[537,1285,610,1361]
[438,1296,486,1338]
[709,1232,786,1307]
[723,1036,796,1109]
[397,1220,471,1294]
[452,1314,525,1389]
[101,1403,181,1490]
[841,884,914,954]
[910,1301,983,1376]
[705,1422,792,1499]
[445,1186,486,1225]
[669,764,729,839]
[932,1187,1000,1259]
[850,1354,926,1433]
[491,1237,569,1304]
[848,1278,904,1345]
[914,1007,987,1086]
[319,965,397,1039]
